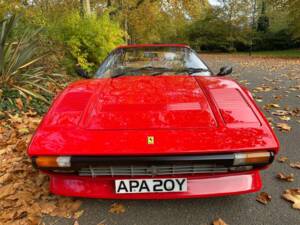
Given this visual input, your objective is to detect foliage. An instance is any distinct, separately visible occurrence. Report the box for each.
[257,2,269,33]
[0,15,61,103]
[187,9,231,51]
[187,8,251,52]
[46,11,124,73]
[107,0,210,44]
[186,0,300,52]
[254,29,297,51]
[237,49,300,58]
[289,0,300,39]
[0,87,50,115]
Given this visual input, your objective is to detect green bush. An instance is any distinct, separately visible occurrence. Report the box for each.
[0,87,51,116]
[0,15,60,103]
[187,10,250,52]
[253,29,297,51]
[46,12,124,73]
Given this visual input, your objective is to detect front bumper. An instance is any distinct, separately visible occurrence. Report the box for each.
[49,171,262,199]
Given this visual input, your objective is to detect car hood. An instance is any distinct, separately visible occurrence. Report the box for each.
[79,76,217,130]
[28,75,279,156]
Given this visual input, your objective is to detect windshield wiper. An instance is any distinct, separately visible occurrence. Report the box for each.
[176,68,209,75]
[111,67,173,78]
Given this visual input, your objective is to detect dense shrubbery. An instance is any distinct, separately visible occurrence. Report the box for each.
[0,4,124,114]
[185,2,300,52]
[253,29,298,51]
[0,15,68,115]
[187,10,250,52]
[46,12,124,73]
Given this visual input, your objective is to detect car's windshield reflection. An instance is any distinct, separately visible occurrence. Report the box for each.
[96,47,211,78]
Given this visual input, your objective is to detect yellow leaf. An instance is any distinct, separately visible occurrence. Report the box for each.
[277,156,288,163]
[109,203,125,214]
[74,210,84,219]
[277,172,294,182]
[282,189,300,210]
[279,116,291,121]
[15,98,23,111]
[276,123,291,132]
[213,218,228,225]
[290,162,300,169]
[18,127,30,135]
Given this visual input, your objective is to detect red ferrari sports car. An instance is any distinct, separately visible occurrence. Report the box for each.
[28,44,279,199]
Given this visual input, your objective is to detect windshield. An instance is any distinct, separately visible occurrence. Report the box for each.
[96,47,211,78]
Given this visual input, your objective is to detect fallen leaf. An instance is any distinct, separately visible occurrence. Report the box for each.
[74,210,84,220]
[253,86,272,92]
[8,113,23,123]
[279,116,291,121]
[96,219,106,225]
[15,98,23,111]
[277,172,294,182]
[213,218,228,225]
[264,103,280,110]
[274,95,283,100]
[109,203,125,214]
[272,110,289,116]
[0,173,11,184]
[256,192,271,205]
[276,123,291,132]
[282,189,300,210]
[40,202,57,214]
[0,184,15,199]
[278,156,288,163]
[18,127,30,135]
[290,162,300,169]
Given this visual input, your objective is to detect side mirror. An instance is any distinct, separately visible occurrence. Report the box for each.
[75,65,89,78]
[217,66,232,76]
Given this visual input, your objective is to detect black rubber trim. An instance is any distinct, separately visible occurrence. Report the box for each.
[70,154,235,167]
[32,154,235,169]
[31,151,275,170]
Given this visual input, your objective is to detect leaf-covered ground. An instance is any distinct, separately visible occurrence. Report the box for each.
[0,113,82,225]
[0,54,299,225]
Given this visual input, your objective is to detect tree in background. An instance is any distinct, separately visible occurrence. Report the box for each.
[102,0,210,44]
[187,7,232,51]
[289,0,300,38]
[257,1,269,32]
[187,0,254,52]
[0,0,299,62]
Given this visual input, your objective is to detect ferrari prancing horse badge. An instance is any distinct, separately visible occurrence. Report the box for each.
[147,136,154,145]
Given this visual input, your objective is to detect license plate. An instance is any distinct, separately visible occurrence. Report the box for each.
[115,178,187,194]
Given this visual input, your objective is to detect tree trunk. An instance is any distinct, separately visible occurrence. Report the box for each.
[81,0,91,16]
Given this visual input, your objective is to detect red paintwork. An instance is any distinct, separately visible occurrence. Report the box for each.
[28,76,279,156]
[49,171,262,199]
[27,44,279,199]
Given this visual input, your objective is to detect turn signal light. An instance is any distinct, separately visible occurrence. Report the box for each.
[233,152,272,166]
[35,156,71,168]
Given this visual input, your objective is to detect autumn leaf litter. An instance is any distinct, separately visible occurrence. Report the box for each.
[0,112,83,224]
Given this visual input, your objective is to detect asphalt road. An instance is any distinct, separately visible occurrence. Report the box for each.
[45,54,300,225]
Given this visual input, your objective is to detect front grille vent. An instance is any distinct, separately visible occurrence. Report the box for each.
[78,164,229,177]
